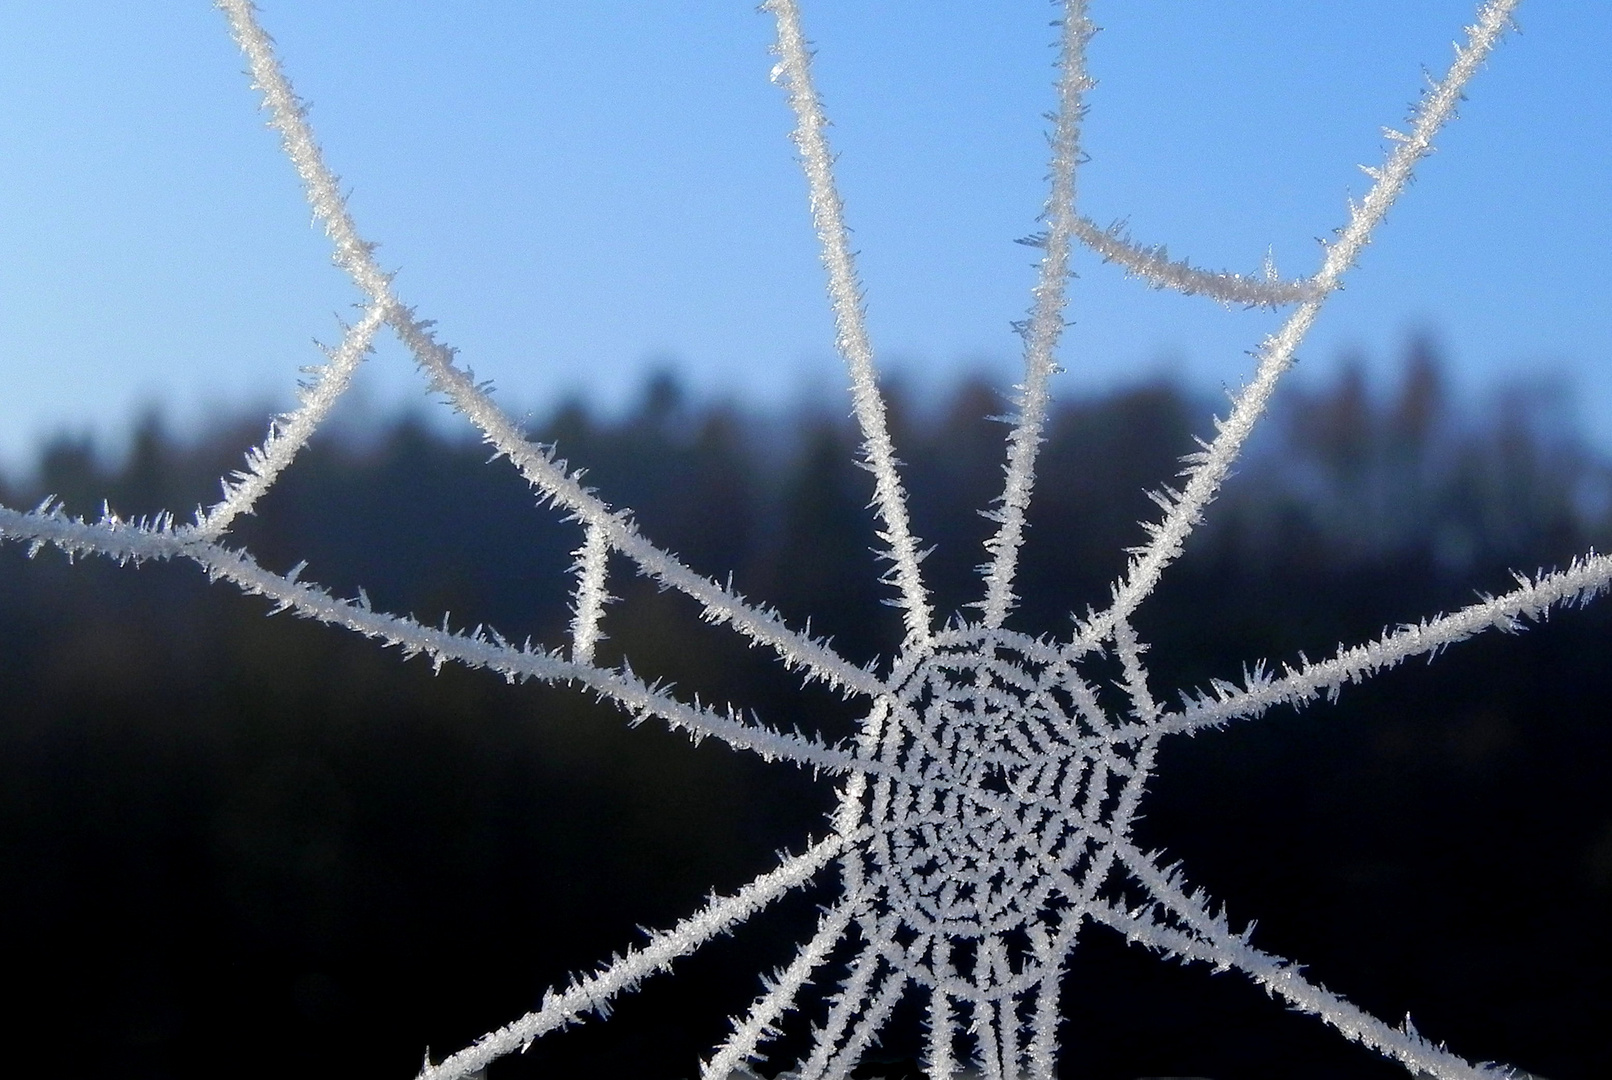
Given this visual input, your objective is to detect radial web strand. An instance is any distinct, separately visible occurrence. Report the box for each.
[979,0,1095,629]
[700,896,858,1080]
[795,936,885,1080]
[764,0,935,651]
[1130,551,1612,740]
[416,834,847,1080]
[194,302,386,540]
[1103,840,1504,1080]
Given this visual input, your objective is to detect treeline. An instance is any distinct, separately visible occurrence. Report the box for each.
[1,346,1609,1080]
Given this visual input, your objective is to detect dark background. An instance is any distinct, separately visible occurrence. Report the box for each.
[2,341,1609,1079]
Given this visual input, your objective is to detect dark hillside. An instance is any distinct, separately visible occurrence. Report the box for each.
[2,353,1609,1080]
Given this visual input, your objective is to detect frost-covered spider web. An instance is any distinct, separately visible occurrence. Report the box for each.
[0,0,1599,1077]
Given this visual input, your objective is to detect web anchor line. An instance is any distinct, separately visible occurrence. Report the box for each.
[1069,216,1325,308]
[0,504,863,774]
[1064,0,1521,659]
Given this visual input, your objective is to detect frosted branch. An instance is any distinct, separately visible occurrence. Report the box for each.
[764,0,935,651]
[1072,0,1520,654]
[1071,216,1323,306]
[216,0,885,700]
[978,0,1095,629]
[1131,551,1612,740]
[417,834,848,1080]
[194,302,385,539]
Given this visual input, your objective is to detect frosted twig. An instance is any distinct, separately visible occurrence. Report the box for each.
[1129,551,1612,740]
[194,302,385,539]
[216,0,886,699]
[701,895,857,1080]
[568,520,613,665]
[979,0,1095,629]
[764,0,935,651]
[1071,216,1323,307]
[416,834,848,1080]
[1070,0,1520,655]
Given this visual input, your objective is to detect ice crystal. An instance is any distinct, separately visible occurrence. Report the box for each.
[0,1,1588,1078]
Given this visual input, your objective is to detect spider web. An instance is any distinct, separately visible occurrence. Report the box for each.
[0,1,1595,1078]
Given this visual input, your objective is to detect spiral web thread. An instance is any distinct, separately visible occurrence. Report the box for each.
[0,0,1590,1077]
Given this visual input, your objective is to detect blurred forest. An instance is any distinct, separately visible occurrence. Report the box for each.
[2,341,1610,1080]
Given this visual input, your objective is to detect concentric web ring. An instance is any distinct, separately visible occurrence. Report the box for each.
[854,630,1138,988]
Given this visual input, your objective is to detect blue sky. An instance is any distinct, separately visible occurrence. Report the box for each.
[0,2,1607,470]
